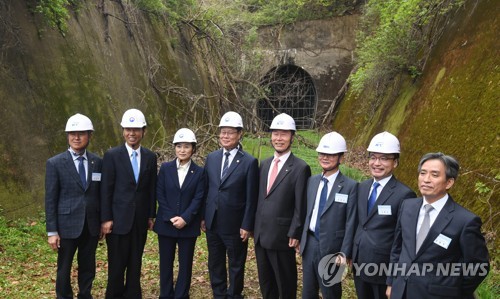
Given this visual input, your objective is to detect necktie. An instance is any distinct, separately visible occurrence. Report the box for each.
[131,151,139,183]
[267,158,280,194]
[367,181,380,214]
[416,204,434,253]
[77,156,86,187]
[221,152,231,179]
[314,177,329,239]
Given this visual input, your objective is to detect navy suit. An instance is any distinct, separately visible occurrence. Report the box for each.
[300,172,358,299]
[352,176,416,299]
[254,153,311,299]
[154,159,205,299]
[101,144,157,298]
[203,148,259,298]
[45,150,102,299]
[388,196,490,299]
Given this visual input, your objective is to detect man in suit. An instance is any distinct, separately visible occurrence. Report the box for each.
[352,131,416,299]
[202,111,259,299]
[100,108,157,298]
[386,152,489,299]
[254,113,311,299]
[300,132,358,299]
[45,113,102,299]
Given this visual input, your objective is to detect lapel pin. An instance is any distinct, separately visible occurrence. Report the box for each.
[191,170,194,173]
[237,160,240,163]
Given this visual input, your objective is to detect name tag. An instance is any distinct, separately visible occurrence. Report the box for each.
[434,233,452,249]
[377,205,392,215]
[335,193,348,203]
[92,173,102,182]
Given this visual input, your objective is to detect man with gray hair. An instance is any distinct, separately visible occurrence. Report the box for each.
[386,152,490,299]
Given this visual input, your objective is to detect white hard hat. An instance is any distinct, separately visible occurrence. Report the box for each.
[270,113,296,131]
[219,111,243,128]
[316,132,347,154]
[65,113,94,132]
[367,131,400,154]
[120,109,147,128]
[173,128,197,144]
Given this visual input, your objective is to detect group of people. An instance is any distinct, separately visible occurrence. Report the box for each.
[45,109,490,299]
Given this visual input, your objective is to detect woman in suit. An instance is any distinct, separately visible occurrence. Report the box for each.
[154,128,205,299]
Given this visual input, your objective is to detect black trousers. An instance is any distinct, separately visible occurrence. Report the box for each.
[158,235,197,299]
[105,221,148,299]
[255,241,297,299]
[353,275,387,299]
[301,233,342,299]
[206,227,248,299]
[56,221,98,299]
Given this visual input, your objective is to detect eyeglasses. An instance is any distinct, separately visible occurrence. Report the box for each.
[368,155,395,162]
[219,130,238,136]
[318,153,339,158]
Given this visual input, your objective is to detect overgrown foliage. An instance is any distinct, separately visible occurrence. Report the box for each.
[349,0,465,94]
[34,0,71,33]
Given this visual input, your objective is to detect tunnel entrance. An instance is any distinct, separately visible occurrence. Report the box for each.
[257,65,317,130]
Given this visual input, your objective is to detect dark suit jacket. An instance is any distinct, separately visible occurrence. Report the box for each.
[154,159,205,238]
[387,196,490,299]
[45,150,102,238]
[254,153,311,251]
[100,145,157,234]
[300,172,358,258]
[352,176,416,284]
[203,148,259,235]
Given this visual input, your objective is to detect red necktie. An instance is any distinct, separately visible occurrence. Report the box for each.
[267,158,280,194]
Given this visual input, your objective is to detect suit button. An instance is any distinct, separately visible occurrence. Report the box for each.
[363,227,367,230]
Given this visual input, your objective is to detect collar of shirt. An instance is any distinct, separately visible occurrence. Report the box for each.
[323,170,339,186]
[68,148,87,161]
[368,175,392,201]
[125,143,141,158]
[273,151,291,166]
[373,175,392,189]
[176,159,191,170]
[417,194,449,232]
[423,194,448,215]
[223,147,239,164]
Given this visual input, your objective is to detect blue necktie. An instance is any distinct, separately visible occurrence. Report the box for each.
[367,181,380,214]
[131,151,139,183]
[221,152,230,179]
[314,177,329,239]
[77,156,86,187]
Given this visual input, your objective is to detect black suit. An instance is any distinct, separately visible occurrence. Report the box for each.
[154,159,205,299]
[45,150,102,299]
[387,196,489,299]
[300,172,357,299]
[352,176,416,299]
[203,148,259,299]
[101,144,157,298]
[254,153,311,299]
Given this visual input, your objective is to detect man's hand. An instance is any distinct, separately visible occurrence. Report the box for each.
[240,229,250,242]
[170,217,186,229]
[200,220,206,232]
[289,238,300,253]
[48,235,60,251]
[101,220,113,236]
[386,286,392,298]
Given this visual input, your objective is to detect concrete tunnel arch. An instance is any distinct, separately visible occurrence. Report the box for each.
[257,65,317,130]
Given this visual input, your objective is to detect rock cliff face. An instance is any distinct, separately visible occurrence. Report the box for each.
[332,0,498,228]
[0,1,219,217]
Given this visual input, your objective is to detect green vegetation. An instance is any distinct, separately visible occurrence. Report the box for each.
[349,0,465,94]
[243,131,368,180]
